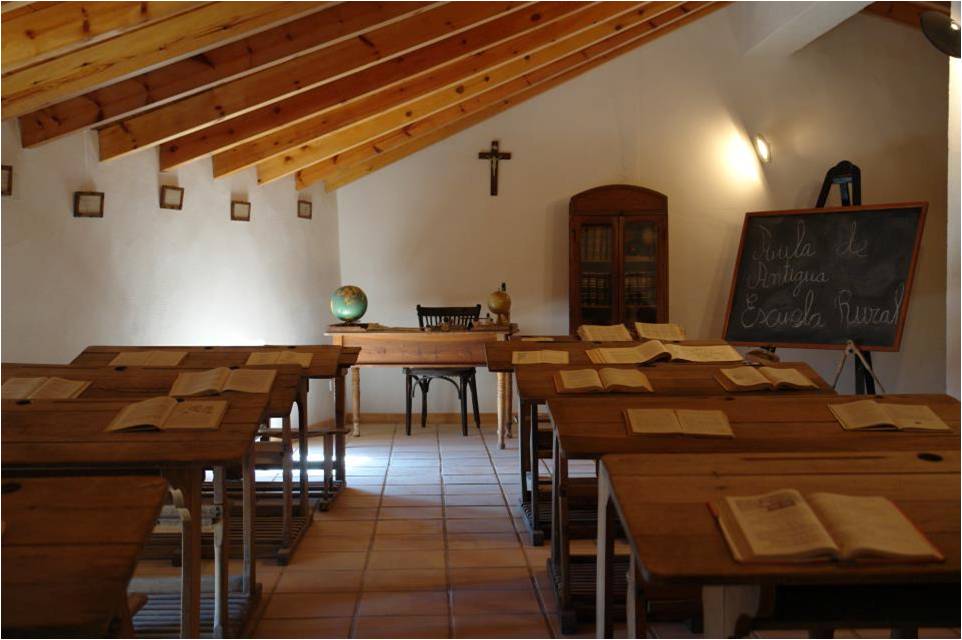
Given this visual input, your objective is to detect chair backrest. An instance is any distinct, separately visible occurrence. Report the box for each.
[417,305,482,329]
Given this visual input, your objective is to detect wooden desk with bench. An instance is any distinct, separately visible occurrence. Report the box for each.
[511,360,832,545]
[328,325,517,447]
[2,395,269,638]
[546,393,961,633]
[2,475,168,637]
[597,450,961,638]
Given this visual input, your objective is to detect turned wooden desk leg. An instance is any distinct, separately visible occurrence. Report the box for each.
[296,382,310,517]
[212,466,229,639]
[242,452,257,597]
[280,414,293,550]
[167,466,202,639]
[351,367,361,437]
[702,585,761,639]
[496,372,506,449]
[596,467,616,639]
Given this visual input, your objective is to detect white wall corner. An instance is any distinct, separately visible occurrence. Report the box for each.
[729,1,872,57]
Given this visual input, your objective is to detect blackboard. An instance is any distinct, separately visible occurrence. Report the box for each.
[722,202,927,351]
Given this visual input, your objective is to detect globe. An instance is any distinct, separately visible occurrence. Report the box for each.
[330,285,368,323]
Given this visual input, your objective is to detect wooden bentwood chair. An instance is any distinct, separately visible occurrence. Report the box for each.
[404,305,482,436]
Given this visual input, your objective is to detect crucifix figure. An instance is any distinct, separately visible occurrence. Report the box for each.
[478,140,511,196]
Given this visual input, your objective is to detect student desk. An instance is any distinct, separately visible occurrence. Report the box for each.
[1,395,269,638]
[545,393,961,633]
[328,325,517,447]
[2,475,168,637]
[596,450,961,638]
[1,362,312,564]
[511,361,831,545]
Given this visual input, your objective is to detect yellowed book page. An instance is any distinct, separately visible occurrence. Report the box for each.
[625,408,683,435]
[225,369,277,394]
[585,349,604,364]
[169,368,231,396]
[512,351,542,365]
[278,351,313,368]
[147,351,187,366]
[759,367,817,389]
[165,400,228,430]
[31,377,91,399]
[105,396,177,432]
[720,367,772,390]
[828,400,894,431]
[246,352,280,366]
[666,344,742,363]
[595,342,667,365]
[540,350,569,364]
[725,490,838,561]
[882,403,951,432]
[677,409,735,438]
[577,324,632,341]
[521,337,554,342]
[556,369,604,393]
[635,322,686,341]
[599,368,652,392]
[808,493,943,562]
[1,377,48,400]
[109,351,152,366]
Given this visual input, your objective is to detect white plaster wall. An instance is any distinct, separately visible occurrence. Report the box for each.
[336,8,950,413]
[0,122,343,421]
[948,0,960,398]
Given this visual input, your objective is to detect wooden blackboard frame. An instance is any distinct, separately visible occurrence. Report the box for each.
[722,201,927,351]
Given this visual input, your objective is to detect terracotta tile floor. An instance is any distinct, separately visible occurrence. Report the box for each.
[137,419,961,639]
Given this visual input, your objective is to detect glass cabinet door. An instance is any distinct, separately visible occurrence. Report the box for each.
[622,219,660,323]
[577,221,616,325]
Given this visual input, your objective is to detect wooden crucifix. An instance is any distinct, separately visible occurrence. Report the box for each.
[478,140,511,196]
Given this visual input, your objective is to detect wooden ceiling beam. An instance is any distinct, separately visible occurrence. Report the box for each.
[98,2,525,163]
[254,1,683,185]
[216,1,644,180]
[1,2,325,120]
[309,2,723,192]
[160,1,571,172]
[2,2,206,73]
[17,2,435,148]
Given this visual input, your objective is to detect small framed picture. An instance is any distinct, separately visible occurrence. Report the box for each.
[1,166,11,197]
[73,191,104,217]
[231,200,251,222]
[160,185,184,210]
[297,200,312,220]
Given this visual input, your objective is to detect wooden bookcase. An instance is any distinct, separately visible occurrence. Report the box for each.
[568,184,668,332]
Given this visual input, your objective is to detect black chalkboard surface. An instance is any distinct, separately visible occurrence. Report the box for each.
[723,202,927,351]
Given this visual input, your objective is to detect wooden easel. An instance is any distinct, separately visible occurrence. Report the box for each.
[815,161,877,395]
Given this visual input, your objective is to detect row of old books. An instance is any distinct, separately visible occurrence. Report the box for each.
[581,225,612,262]
[580,274,611,306]
[624,272,656,306]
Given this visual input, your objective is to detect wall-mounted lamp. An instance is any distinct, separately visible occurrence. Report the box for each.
[753,135,772,164]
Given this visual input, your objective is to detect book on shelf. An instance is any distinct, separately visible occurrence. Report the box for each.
[555,368,653,394]
[169,367,276,396]
[635,322,686,341]
[105,396,228,432]
[1,376,91,400]
[109,350,187,367]
[624,408,733,438]
[712,489,943,564]
[577,324,632,342]
[587,341,742,365]
[511,350,569,365]
[716,366,818,392]
[828,400,950,432]
[246,351,313,368]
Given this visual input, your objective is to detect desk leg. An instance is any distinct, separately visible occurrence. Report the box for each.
[297,381,310,517]
[519,399,530,502]
[557,445,571,610]
[242,452,258,596]
[626,556,647,639]
[702,585,760,639]
[213,466,229,639]
[335,372,347,485]
[528,401,544,546]
[351,367,361,437]
[281,414,293,549]
[596,466,615,639]
[496,372,506,449]
[167,467,202,639]
[505,371,513,440]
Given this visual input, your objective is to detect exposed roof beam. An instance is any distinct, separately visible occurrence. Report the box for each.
[215,1,642,179]
[255,2,684,185]
[1,2,326,119]
[17,2,435,147]
[307,2,722,191]
[98,2,526,162]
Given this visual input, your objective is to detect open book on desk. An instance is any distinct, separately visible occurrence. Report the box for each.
[577,324,633,342]
[105,396,228,432]
[512,350,569,365]
[2,376,91,400]
[716,366,818,392]
[109,350,187,367]
[624,408,733,438]
[246,351,313,368]
[829,400,951,432]
[554,368,653,394]
[169,368,276,396]
[588,341,742,365]
[634,322,686,341]
[713,489,943,563]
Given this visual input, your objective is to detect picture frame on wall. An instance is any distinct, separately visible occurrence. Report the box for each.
[297,200,312,219]
[231,200,251,222]
[73,191,104,217]
[1,165,11,197]
[160,185,185,210]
